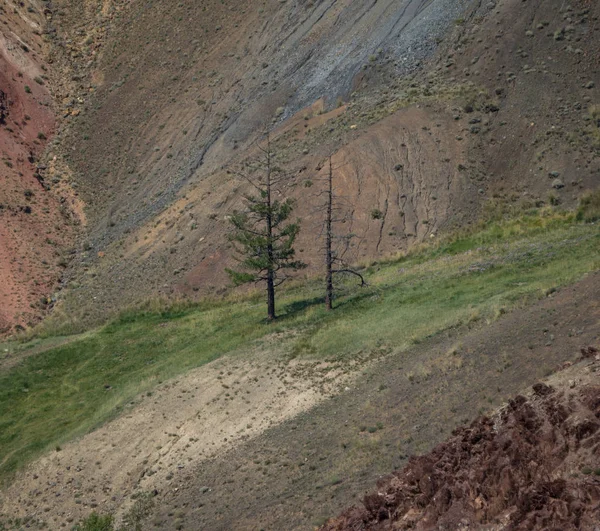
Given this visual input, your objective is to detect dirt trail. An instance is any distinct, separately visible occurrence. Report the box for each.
[0,346,360,528]
[0,336,81,372]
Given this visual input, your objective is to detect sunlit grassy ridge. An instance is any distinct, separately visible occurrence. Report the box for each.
[0,210,598,483]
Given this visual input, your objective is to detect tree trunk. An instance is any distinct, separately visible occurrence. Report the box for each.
[267,271,276,320]
[325,156,334,311]
[266,135,276,320]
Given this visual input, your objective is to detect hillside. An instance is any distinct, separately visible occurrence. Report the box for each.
[322,352,600,530]
[1,0,598,333]
[0,0,82,333]
[0,0,599,529]
[0,211,599,529]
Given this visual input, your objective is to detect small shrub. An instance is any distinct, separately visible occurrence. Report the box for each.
[37,132,47,140]
[24,85,31,94]
[120,491,154,530]
[590,104,600,124]
[589,105,600,147]
[72,513,114,531]
[547,191,560,206]
[371,209,383,220]
[576,189,600,223]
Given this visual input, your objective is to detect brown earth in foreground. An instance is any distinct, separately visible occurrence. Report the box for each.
[322,352,600,530]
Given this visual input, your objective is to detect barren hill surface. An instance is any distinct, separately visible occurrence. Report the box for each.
[1,0,599,332]
[0,0,82,333]
[322,354,600,530]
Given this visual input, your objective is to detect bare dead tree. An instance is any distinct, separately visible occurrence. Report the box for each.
[322,155,366,311]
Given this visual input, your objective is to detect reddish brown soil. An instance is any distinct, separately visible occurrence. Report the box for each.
[322,355,600,531]
[0,3,81,334]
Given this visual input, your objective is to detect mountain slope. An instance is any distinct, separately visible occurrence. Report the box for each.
[1,216,598,529]
[1,0,599,332]
[54,0,600,327]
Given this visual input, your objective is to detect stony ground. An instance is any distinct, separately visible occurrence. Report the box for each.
[0,0,83,333]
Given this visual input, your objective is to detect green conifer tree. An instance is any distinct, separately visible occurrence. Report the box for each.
[226,135,305,320]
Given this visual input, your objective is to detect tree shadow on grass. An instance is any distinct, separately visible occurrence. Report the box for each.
[280,296,324,319]
[277,287,376,323]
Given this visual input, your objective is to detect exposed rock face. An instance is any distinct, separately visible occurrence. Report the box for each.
[322,372,600,530]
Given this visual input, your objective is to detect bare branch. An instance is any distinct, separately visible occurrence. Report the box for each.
[332,269,367,287]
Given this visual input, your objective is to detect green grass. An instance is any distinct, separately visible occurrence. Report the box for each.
[576,189,600,223]
[0,211,599,484]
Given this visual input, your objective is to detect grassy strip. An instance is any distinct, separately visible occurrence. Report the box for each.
[0,211,598,483]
